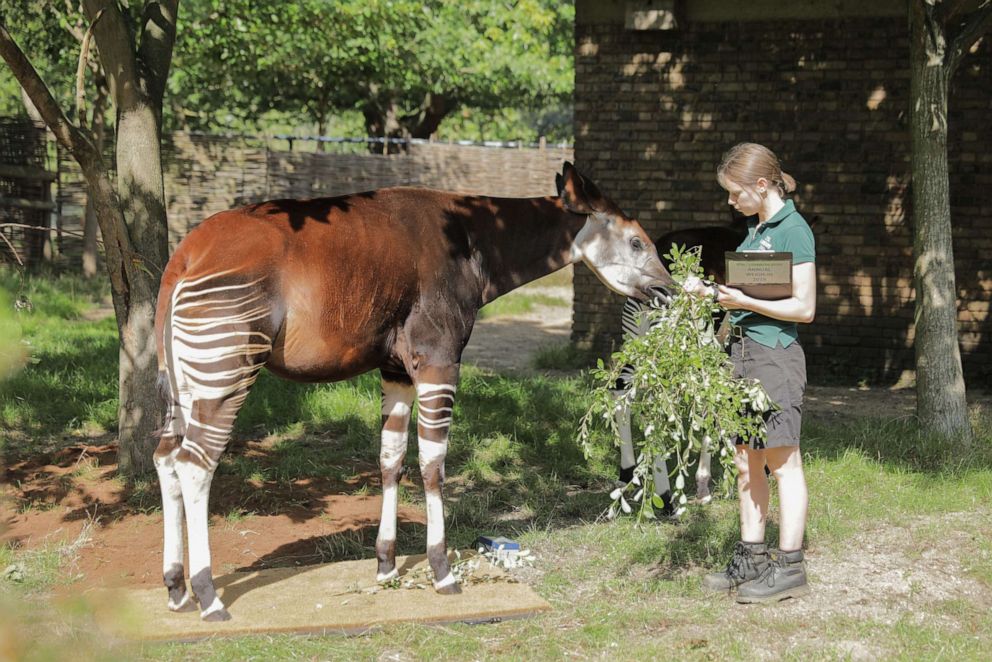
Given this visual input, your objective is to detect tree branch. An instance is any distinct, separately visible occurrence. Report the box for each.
[0,22,94,161]
[408,92,455,139]
[76,9,106,126]
[0,230,24,267]
[947,1,992,74]
[137,0,179,108]
[82,0,142,110]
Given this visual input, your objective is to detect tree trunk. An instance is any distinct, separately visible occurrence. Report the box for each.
[316,113,326,153]
[363,102,405,154]
[112,103,170,475]
[909,2,972,443]
[409,93,453,140]
[3,4,177,479]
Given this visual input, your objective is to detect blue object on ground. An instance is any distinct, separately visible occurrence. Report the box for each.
[475,535,520,553]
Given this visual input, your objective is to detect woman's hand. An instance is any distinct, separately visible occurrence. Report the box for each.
[682,275,713,298]
[715,284,749,310]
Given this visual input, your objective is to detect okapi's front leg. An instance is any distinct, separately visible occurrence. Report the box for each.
[610,386,675,516]
[376,372,416,583]
[415,365,461,594]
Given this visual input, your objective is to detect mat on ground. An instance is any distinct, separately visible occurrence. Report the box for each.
[99,550,550,641]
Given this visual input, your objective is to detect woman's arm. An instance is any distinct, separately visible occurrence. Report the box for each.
[716,262,816,323]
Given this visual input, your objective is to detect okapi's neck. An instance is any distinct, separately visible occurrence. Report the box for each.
[464,196,586,305]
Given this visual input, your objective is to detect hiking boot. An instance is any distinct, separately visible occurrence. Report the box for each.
[736,548,810,604]
[701,541,769,592]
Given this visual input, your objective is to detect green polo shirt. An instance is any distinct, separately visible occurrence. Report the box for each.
[729,199,815,348]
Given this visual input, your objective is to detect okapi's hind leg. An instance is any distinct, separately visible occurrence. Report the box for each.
[175,378,265,621]
[414,365,461,594]
[153,390,195,612]
[161,273,274,620]
[375,370,415,583]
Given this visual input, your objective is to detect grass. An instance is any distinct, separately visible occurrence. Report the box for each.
[531,342,601,370]
[0,268,117,459]
[478,291,568,319]
[477,267,572,319]
[2,267,992,660]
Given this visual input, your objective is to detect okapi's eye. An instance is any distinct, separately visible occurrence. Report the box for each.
[630,237,645,252]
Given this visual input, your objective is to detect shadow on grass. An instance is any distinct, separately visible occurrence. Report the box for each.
[0,323,119,453]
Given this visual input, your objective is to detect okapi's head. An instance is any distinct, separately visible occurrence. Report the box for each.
[557,162,675,300]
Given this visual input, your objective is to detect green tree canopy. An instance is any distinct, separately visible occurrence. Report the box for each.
[0,1,84,118]
[169,0,574,141]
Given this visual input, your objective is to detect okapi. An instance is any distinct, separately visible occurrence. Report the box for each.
[152,162,674,621]
[613,219,748,514]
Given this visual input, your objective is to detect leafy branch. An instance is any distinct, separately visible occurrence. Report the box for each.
[579,245,773,520]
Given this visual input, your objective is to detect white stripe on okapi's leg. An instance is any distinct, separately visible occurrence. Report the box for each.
[416,383,456,399]
[376,381,414,583]
[416,383,456,431]
[175,459,229,621]
[418,437,454,588]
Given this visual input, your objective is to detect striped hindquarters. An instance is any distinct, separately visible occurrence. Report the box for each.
[164,272,275,468]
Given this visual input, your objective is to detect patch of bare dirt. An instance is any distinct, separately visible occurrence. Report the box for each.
[461,286,573,373]
[0,443,426,591]
[798,512,991,618]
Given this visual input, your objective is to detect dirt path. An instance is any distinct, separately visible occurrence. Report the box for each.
[461,295,572,373]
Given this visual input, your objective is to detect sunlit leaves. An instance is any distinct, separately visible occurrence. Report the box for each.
[579,245,772,521]
[169,0,573,134]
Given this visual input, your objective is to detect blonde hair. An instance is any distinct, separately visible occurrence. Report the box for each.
[717,143,796,196]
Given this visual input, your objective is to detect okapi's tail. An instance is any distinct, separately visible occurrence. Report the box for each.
[153,258,187,440]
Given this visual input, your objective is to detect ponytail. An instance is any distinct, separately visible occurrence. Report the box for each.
[718,143,796,196]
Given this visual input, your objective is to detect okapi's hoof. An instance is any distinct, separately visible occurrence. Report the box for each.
[168,595,197,613]
[376,569,399,584]
[435,582,462,595]
[201,607,232,622]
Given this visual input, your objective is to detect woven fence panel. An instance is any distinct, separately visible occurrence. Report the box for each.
[162,133,270,244]
[53,133,574,255]
[0,119,51,266]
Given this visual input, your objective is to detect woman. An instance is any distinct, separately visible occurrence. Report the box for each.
[684,142,816,603]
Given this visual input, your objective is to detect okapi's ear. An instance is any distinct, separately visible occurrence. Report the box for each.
[559,161,597,214]
[555,173,564,197]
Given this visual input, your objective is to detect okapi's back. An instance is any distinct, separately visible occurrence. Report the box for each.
[156,188,485,383]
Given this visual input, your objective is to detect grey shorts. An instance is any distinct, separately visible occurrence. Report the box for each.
[730,336,807,449]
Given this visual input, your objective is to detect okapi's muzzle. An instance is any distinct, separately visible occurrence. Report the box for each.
[634,259,676,302]
[643,283,675,307]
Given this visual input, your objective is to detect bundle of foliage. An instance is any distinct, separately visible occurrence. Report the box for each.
[578,246,773,520]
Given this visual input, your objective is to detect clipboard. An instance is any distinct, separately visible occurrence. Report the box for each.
[724,251,793,300]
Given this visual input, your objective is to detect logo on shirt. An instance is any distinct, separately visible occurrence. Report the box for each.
[759,237,773,251]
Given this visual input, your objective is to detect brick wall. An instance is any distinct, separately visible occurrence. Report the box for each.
[572,10,992,383]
